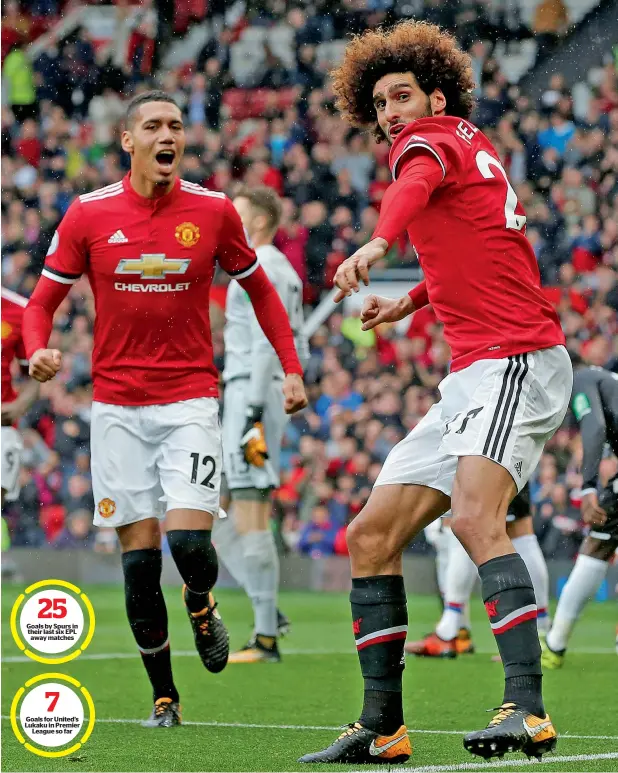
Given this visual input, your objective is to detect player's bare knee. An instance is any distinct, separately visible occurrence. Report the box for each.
[450,500,505,551]
[346,513,401,572]
[345,515,369,557]
[117,518,161,553]
[346,515,383,567]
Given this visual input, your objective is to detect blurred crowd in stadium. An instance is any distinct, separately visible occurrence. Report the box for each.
[1,0,617,558]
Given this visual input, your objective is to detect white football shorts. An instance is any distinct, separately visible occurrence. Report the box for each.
[222,377,287,491]
[1,426,23,501]
[375,346,572,495]
[91,397,222,528]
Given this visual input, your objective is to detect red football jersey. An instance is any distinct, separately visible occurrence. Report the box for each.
[40,176,260,405]
[1,287,28,404]
[387,117,564,371]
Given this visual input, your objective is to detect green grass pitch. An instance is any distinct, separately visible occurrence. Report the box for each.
[2,586,617,772]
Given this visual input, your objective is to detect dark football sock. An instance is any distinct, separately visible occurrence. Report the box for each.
[122,549,178,703]
[351,575,407,735]
[167,529,219,613]
[479,553,544,716]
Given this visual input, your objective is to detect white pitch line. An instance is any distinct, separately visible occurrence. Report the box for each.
[2,646,615,664]
[396,752,618,772]
[0,649,351,663]
[2,715,615,741]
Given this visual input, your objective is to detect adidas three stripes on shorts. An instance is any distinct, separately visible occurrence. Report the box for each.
[375,346,572,495]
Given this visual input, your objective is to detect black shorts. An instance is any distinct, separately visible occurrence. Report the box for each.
[506,483,530,523]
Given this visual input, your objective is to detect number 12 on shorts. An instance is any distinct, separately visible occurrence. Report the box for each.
[189,453,216,489]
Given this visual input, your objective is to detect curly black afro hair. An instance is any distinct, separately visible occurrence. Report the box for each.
[331,21,476,142]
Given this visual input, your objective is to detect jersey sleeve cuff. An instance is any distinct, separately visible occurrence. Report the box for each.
[226,259,259,279]
[408,282,429,310]
[42,266,81,284]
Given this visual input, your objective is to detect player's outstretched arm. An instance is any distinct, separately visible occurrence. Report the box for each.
[247,295,281,413]
[334,154,443,303]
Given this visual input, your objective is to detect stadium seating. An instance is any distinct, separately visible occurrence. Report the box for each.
[1,0,616,558]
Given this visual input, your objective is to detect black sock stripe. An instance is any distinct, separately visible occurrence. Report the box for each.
[482,356,517,456]
[489,355,523,460]
[496,354,529,463]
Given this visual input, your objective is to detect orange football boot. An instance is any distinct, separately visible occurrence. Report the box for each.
[405,632,457,658]
[298,722,412,763]
[455,627,476,654]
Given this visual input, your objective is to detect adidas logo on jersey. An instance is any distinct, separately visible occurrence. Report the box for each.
[108,230,128,244]
[514,461,523,477]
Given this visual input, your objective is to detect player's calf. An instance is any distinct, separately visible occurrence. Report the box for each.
[452,458,547,745]
[299,485,448,765]
[122,548,179,705]
[229,528,280,663]
[477,554,544,715]
[168,529,229,673]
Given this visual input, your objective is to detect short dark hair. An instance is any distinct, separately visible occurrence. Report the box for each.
[125,90,180,128]
[234,185,283,234]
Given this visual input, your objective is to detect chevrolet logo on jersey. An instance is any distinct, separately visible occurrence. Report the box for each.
[115,254,190,279]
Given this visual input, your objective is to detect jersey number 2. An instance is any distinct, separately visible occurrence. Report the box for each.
[476,150,526,231]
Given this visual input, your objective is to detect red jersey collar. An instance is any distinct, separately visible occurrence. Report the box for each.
[122,173,181,208]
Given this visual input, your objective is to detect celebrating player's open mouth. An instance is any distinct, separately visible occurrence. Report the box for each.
[388,123,405,139]
[154,148,176,175]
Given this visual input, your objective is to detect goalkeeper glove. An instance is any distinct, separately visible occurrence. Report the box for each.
[240,406,269,468]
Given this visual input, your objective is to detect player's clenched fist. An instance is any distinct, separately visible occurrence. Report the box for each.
[283,373,308,415]
[333,238,389,303]
[360,294,416,331]
[29,348,62,382]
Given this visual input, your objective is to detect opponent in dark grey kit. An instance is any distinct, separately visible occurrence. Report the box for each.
[543,356,618,668]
